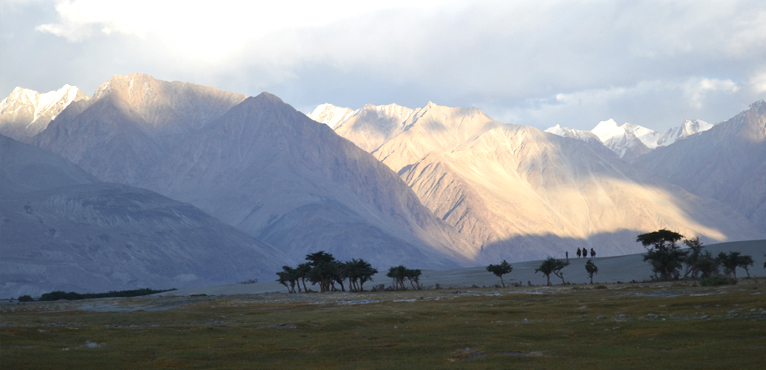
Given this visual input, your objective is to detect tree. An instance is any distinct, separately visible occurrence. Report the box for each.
[486,260,513,287]
[638,229,687,281]
[346,259,378,292]
[717,252,740,279]
[305,251,338,292]
[535,257,570,285]
[691,251,719,278]
[585,259,598,284]
[406,268,423,290]
[387,265,408,290]
[386,265,422,290]
[637,229,684,251]
[277,266,299,293]
[682,237,705,279]
[737,254,754,278]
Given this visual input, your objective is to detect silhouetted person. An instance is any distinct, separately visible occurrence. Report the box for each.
[591,248,596,258]
[583,249,588,258]
[566,251,569,260]
[577,248,581,258]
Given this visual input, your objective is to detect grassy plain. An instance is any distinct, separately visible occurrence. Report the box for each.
[2,280,765,369]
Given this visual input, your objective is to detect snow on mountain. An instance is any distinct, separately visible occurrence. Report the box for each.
[0,85,89,142]
[547,118,716,159]
[308,103,356,128]
[656,119,714,146]
[545,124,603,145]
[590,119,652,159]
[328,101,765,262]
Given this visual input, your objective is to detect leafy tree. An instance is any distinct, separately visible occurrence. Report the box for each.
[387,265,408,290]
[637,229,684,251]
[691,251,719,278]
[717,252,740,279]
[305,251,338,292]
[345,259,378,292]
[18,295,33,302]
[406,268,423,290]
[277,265,299,293]
[737,254,754,278]
[585,259,598,284]
[682,237,705,279]
[486,260,513,287]
[296,262,312,292]
[535,257,570,285]
[638,229,687,281]
[386,265,422,290]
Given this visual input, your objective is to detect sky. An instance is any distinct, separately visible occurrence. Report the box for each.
[1,0,765,132]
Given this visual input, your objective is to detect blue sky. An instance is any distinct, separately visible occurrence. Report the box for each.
[1,0,765,132]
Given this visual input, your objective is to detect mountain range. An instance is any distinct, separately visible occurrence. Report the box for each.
[1,73,764,296]
[545,118,714,160]
[309,101,765,262]
[0,134,288,298]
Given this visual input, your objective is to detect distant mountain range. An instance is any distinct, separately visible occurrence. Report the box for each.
[309,101,765,262]
[545,118,714,160]
[0,85,89,142]
[0,134,289,298]
[1,73,763,297]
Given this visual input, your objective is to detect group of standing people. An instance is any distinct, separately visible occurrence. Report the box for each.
[578,248,595,258]
[566,248,596,259]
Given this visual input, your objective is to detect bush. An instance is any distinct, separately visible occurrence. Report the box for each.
[700,275,737,286]
[38,288,176,301]
[18,295,33,302]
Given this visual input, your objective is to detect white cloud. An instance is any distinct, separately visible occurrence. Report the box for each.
[4,0,766,133]
[682,78,740,108]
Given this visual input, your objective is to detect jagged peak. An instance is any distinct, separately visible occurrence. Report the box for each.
[750,99,766,111]
[250,91,285,105]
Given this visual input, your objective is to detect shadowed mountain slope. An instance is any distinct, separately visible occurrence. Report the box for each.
[0,134,288,298]
[142,93,471,269]
[33,74,246,185]
[635,100,766,231]
[313,102,764,262]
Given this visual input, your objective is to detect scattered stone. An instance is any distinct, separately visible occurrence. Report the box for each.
[596,315,605,319]
[700,315,709,319]
[647,313,657,318]
[522,318,529,323]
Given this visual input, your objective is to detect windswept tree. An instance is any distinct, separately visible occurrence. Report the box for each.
[691,251,719,278]
[717,251,754,279]
[486,260,513,287]
[637,229,684,251]
[737,254,754,278]
[682,237,705,279]
[585,259,598,284]
[638,229,687,281]
[306,251,338,292]
[386,265,422,290]
[406,268,423,290]
[344,259,378,292]
[717,252,740,279]
[277,266,299,293]
[387,265,408,290]
[535,257,570,285]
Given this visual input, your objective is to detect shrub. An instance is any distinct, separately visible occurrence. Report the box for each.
[700,275,737,287]
[18,295,33,302]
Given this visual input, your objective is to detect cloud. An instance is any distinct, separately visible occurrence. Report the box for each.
[3,0,766,133]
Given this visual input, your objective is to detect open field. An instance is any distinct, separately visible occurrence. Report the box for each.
[2,279,765,369]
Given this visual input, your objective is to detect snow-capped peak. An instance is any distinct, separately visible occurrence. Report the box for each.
[0,85,89,141]
[308,103,357,129]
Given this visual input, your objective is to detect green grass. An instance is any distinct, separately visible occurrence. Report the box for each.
[2,280,765,369]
